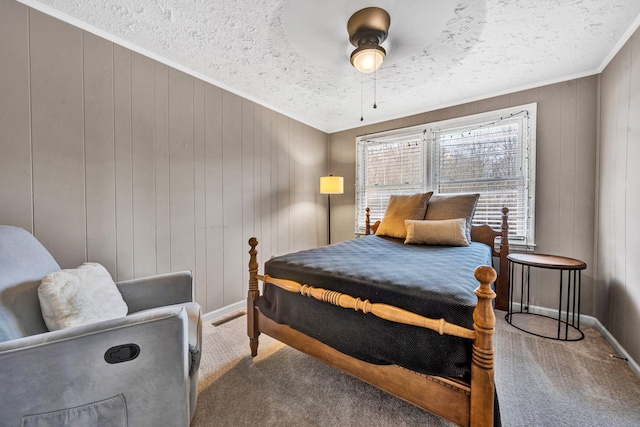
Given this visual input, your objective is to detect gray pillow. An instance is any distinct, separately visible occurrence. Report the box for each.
[424,193,480,243]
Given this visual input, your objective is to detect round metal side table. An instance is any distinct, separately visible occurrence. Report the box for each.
[505,253,587,341]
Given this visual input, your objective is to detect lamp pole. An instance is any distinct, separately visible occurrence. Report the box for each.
[327,193,332,244]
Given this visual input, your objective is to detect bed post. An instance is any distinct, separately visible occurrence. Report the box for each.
[471,265,497,427]
[365,207,381,235]
[365,207,371,235]
[495,207,510,310]
[248,237,260,356]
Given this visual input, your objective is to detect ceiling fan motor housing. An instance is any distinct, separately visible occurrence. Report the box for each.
[347,7,391,47]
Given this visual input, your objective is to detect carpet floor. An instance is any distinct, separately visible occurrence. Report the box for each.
[191,310,640,426]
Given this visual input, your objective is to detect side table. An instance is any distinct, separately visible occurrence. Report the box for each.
[505,253,587,341]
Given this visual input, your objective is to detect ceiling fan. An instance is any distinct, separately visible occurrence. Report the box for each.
[347,7,391,74]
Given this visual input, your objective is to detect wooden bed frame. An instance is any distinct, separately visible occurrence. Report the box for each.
[247,207,510,427]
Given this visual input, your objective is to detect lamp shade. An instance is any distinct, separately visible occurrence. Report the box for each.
[320,176,344,194]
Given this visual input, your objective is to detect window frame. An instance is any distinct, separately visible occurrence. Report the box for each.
[355,103,537,249]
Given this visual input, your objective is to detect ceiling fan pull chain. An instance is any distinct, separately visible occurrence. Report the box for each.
[360,75,364,121]
[373,67,377,109]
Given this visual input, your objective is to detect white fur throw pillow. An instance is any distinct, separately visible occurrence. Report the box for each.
[38,262,128,331]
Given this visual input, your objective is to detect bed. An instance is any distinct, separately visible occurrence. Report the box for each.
[247,196,509,427]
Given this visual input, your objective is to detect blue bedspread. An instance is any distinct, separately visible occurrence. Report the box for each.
[257,234,493,379]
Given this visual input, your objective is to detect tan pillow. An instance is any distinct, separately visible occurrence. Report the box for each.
[424,193,480,242]
[404,219,469,246]
[375,193,433,239]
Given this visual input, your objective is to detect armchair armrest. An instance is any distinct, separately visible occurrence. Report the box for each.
[0,305,188,352]
[116,271,193,313]
[135,302,203,377]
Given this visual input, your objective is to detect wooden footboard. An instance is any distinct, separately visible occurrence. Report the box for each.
[247,238,497,427]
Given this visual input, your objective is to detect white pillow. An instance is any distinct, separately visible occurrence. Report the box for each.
[38,262,128,331]
[404,218,470,246]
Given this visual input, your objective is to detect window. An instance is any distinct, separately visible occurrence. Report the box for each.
[355,103,536,248]
[356,133,424,225]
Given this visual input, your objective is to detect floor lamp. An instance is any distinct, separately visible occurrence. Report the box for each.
[320,175,344,244]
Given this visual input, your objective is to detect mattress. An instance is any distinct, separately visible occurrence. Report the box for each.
[257,234,493,379]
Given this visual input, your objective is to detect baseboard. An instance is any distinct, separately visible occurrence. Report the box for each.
[590,319,640,380]
[202,300,245,323]
[509,303,640,380]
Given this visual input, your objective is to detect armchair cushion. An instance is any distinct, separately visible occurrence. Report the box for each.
[0,226,60,342]
[38,262,128,331]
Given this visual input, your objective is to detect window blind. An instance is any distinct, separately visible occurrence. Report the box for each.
[356,137,424,234]
[432,116,530,241]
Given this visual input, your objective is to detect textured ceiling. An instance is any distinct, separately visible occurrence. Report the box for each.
[21,0,640,133]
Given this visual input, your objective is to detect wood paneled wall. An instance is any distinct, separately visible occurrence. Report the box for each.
[328,77,598,317]
[0,1,328,313]
[598,28,640,364]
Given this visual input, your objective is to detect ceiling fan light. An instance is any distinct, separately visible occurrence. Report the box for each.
[350,45,386,73]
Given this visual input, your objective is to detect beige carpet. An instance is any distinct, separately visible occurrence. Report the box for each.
[191,310,640,426]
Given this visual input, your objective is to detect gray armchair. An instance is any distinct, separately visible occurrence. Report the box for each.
[0,226,202,426]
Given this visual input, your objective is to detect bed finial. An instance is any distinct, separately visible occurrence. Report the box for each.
[471,265,497,426]
[474,265,497,287]
[365,207,371,235]
[248,237,260,356]
[501,207,509,242]
[496,206,510,311]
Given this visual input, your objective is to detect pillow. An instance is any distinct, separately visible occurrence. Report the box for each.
[375,192,433,239]
[404,218,470,246]
[424,193,480,243]
[38,262,128,331]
